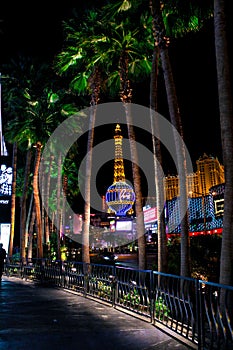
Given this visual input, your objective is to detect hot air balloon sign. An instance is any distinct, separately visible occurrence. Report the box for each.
[105,181,135,216]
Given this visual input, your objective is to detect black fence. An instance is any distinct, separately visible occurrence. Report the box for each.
[4,258,233,350]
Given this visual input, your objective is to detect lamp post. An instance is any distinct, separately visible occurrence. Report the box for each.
[189,191,207,233]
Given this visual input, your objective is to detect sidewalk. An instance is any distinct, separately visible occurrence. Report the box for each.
[0,276,194,350]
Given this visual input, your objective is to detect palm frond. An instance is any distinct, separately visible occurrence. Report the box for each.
[70,72,90,94]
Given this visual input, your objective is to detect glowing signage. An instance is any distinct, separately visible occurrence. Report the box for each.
[214,198,224,217]
[116,220,132,231]
[143,207,157,223]
[0,156,12,224]
[0,223,10,251]
[105,181,135,216]
[0,163,12,196]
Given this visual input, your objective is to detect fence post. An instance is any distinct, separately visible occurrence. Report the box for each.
[150,270,155,324]
[83,263,89,297]
[60,260,65,287]
[195,278,204,350]
[111,265,117,308]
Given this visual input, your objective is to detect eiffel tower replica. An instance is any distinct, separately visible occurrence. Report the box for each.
[113,123,125,183]
[105,124,135,216]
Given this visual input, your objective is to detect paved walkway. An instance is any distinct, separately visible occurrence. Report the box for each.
[0,276,194,350]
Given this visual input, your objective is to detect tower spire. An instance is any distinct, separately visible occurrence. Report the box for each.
[113,123,125,183]
[105,124,135,216]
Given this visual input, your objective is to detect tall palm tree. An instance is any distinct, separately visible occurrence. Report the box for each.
[26,90,83,259]
[128,0,212,276]
[146,2,168,273]
[111,0,212,276]
[214,0,233,287]
[56,5,157,269]
[150,0,192,277]
[92,9,154,269]
[117,27,149,270]
[2,63,33,258]
[14,90,61,259]
[2,58,74,258]
[54,10,104,264]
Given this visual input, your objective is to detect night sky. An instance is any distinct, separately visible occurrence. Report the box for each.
[0,2,78,61]
[1,2,231,177]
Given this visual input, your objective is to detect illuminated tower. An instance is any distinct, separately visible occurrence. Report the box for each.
[105,124,135,216]
[113,123,125,183]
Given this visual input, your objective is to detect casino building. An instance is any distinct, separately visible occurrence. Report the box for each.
[146,154,225,237]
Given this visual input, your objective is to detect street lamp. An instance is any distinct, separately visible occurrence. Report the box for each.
[189,191,206,233]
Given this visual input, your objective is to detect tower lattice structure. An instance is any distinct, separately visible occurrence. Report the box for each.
[113,124,125,183]
[104,123,135,215]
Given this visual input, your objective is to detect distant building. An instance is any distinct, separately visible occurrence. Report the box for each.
[142,154,225,236]
[164,153,225,200]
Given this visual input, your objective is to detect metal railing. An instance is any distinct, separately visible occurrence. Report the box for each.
[4,258,233,349]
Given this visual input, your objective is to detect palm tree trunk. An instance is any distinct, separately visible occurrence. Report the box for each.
[25,192,33,258]
[150,45,168,273]
[82,67,100,265]
[61,174,68,250]
[40,158,45,247]
[152,0,190,277]
[119,52,146,270]
[149,0,168,271]
[9,142,17,257]
[160,48,190,277]
[82,105,96,265]
[56,152,62,260]
[214,0,233,287]
[124,103,146,270]
[27,202,36,260]
[20,148,32,259]
[33,142,43,258]
[45,155,54,245]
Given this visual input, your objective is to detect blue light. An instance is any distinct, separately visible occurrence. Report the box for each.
[105,181,135,216]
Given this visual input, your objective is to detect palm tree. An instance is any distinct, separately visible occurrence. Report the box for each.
[54,10,105,264]
[150,0,195,277]
[26,89,83,259]
[214,0,233,287]
[109,0,209,276]
[120,0,212,276]
[145,2,168,273]
[103,0,170,273]
[2,59,75,259]
[117,29,148,271]
[12,90,62,259]
[2,59,34,258]
[83,5,153,269]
